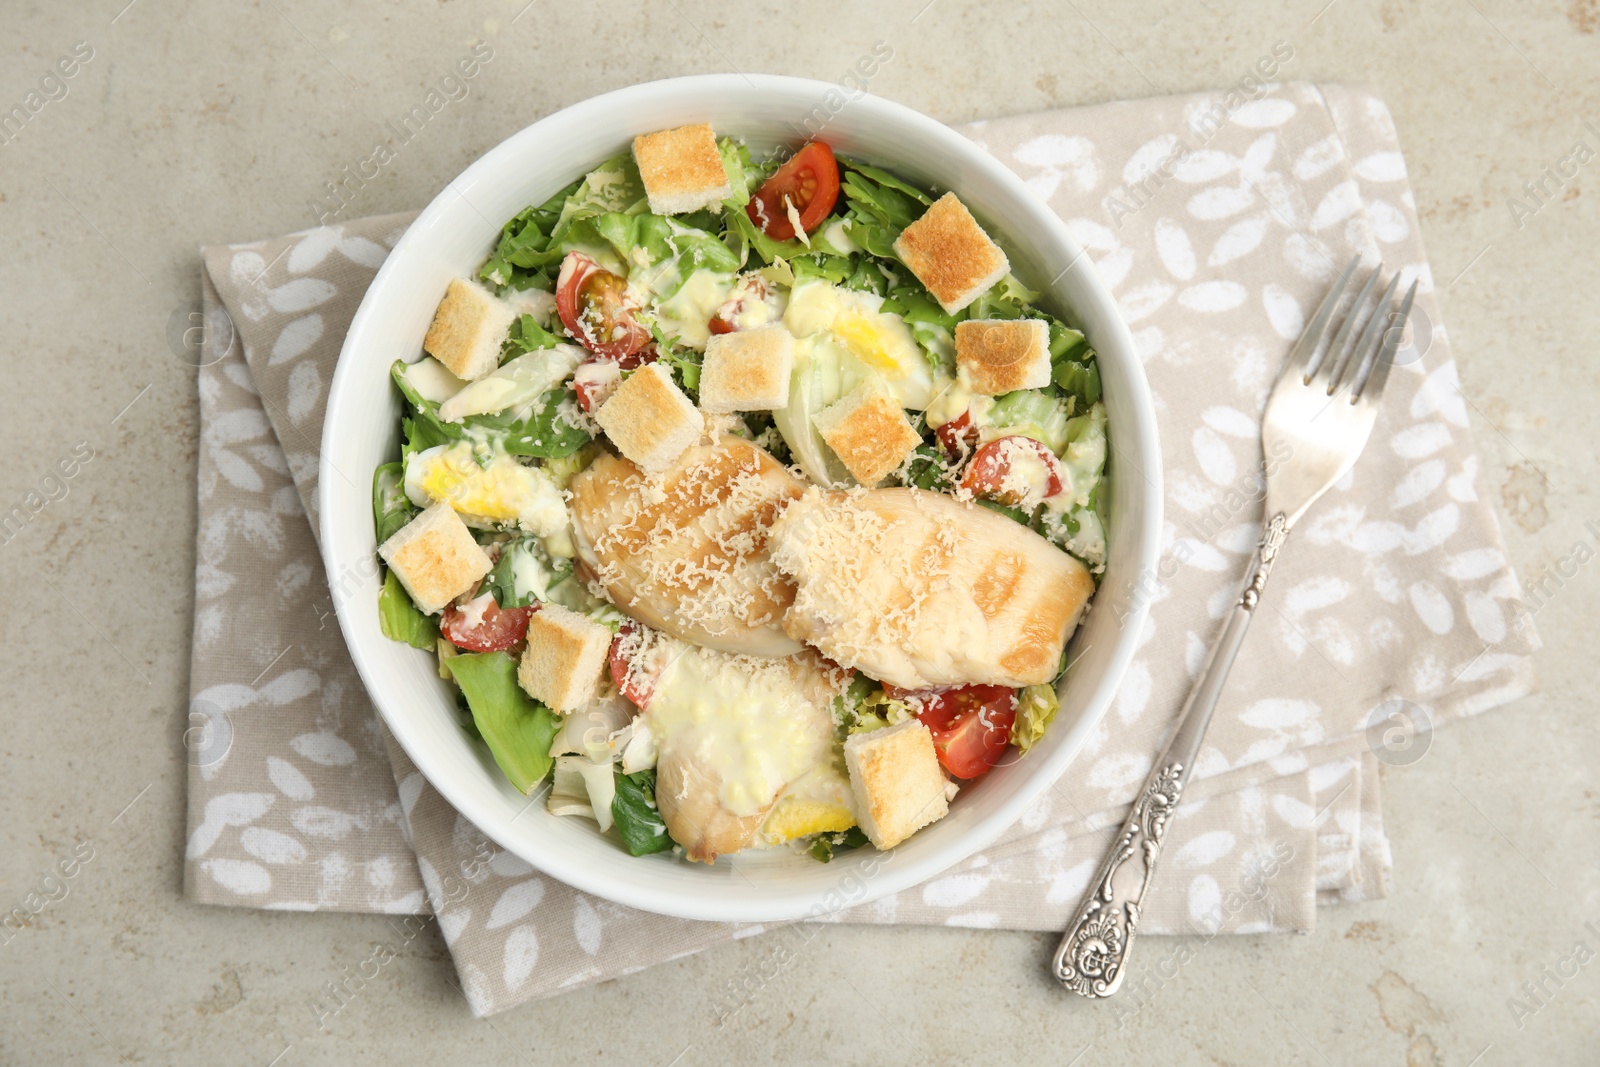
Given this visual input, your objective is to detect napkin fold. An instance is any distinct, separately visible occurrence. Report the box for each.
[185,82,1537,1015]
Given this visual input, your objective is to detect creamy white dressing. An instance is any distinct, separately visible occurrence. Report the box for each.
[404,357,468,404]
[1057,403,1108,509]
[454,591,494,630]
[819,218,860,256]
[502,287,556,324]
[653,270,736,349]
[993,440,1056,510]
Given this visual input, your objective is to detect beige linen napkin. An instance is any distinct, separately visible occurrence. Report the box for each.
[184,82,1537,1016]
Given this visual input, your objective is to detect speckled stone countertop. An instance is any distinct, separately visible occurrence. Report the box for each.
[2,2,1596,1063]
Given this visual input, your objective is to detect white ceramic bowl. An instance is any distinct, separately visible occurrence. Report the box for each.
[320,74,1161,923]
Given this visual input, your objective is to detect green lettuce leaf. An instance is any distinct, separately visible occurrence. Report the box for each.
[478,177,583,291]
[504,312,563,357]
[808,826,870,863]
[372,461,414,544]
[590,212,741,296]
[472,389,591,459]
[1010,683,1060,752]
[611,769,676,855]
[836,158,931,259]
[443,651,560,794]
[394,356,588,460]
[378,569,437,650]
[391,360,463,456]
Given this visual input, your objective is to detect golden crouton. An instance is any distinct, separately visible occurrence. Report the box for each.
[812,380,921,486]
[892,193,1010,314]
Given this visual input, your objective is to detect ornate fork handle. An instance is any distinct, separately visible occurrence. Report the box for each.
[1051,512,1290,997]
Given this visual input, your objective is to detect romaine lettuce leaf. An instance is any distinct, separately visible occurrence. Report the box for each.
[1052,358,1102,407]
[444,651,560,794]
[474,389,591,459]
[550,154,646,240]
[1010,682,1060,752]
[379,569,437,650]
[399,351,590,460]
[771,334,861,487]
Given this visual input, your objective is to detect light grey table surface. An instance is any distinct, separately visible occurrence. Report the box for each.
[2,1,1596,1064]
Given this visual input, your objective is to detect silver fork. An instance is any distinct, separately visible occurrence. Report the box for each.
[1051,256,1418,998]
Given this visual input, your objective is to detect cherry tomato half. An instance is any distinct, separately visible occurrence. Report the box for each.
[746,142,841,241]
[934,410,979,461]
[960,435,1065,506]
[907,684,1018,780]
[555,251,653,364]
[440,596,535,653]
[608,622,659,710]
[573,359,622,413]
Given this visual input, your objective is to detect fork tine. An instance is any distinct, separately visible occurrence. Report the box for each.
[1335,272,1400,396]
[1320,265,1384,392]
[1286,256,1359,384]
[1353,278,1418,403]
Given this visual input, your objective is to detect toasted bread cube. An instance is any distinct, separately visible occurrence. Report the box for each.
[378,501,492,615]
[813,380,921,486]
[955,318,1052,395]
[632,124,732,215]
[517,605,612,712]
[844,720,952,849]
[699,325,794,413]
[595,363,705,473]
[892,193,1010,315]
[423,278,516,382]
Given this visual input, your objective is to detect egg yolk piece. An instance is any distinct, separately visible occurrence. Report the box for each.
[404,441,569,537]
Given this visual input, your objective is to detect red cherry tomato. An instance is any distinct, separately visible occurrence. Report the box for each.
[440,597,535,653]
[573,359,622,413]
[908,684,1017,779]
[746,142,841,241]
[934,410,979,461]
[556,252,652,364]
[608,623,659,710]
[960,435,1064,506]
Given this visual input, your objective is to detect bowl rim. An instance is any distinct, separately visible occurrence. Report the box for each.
[319,72,1162,922]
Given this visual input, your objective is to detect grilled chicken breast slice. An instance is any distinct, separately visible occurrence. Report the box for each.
[654,746,773,863]
[569,434,805,657]
[640,635,848,863]
[767,487,1095,690]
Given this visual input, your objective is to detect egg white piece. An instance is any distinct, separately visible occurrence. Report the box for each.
[404,441,569,537]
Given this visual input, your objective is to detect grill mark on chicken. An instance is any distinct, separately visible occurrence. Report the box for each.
[972,550,1025,619]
